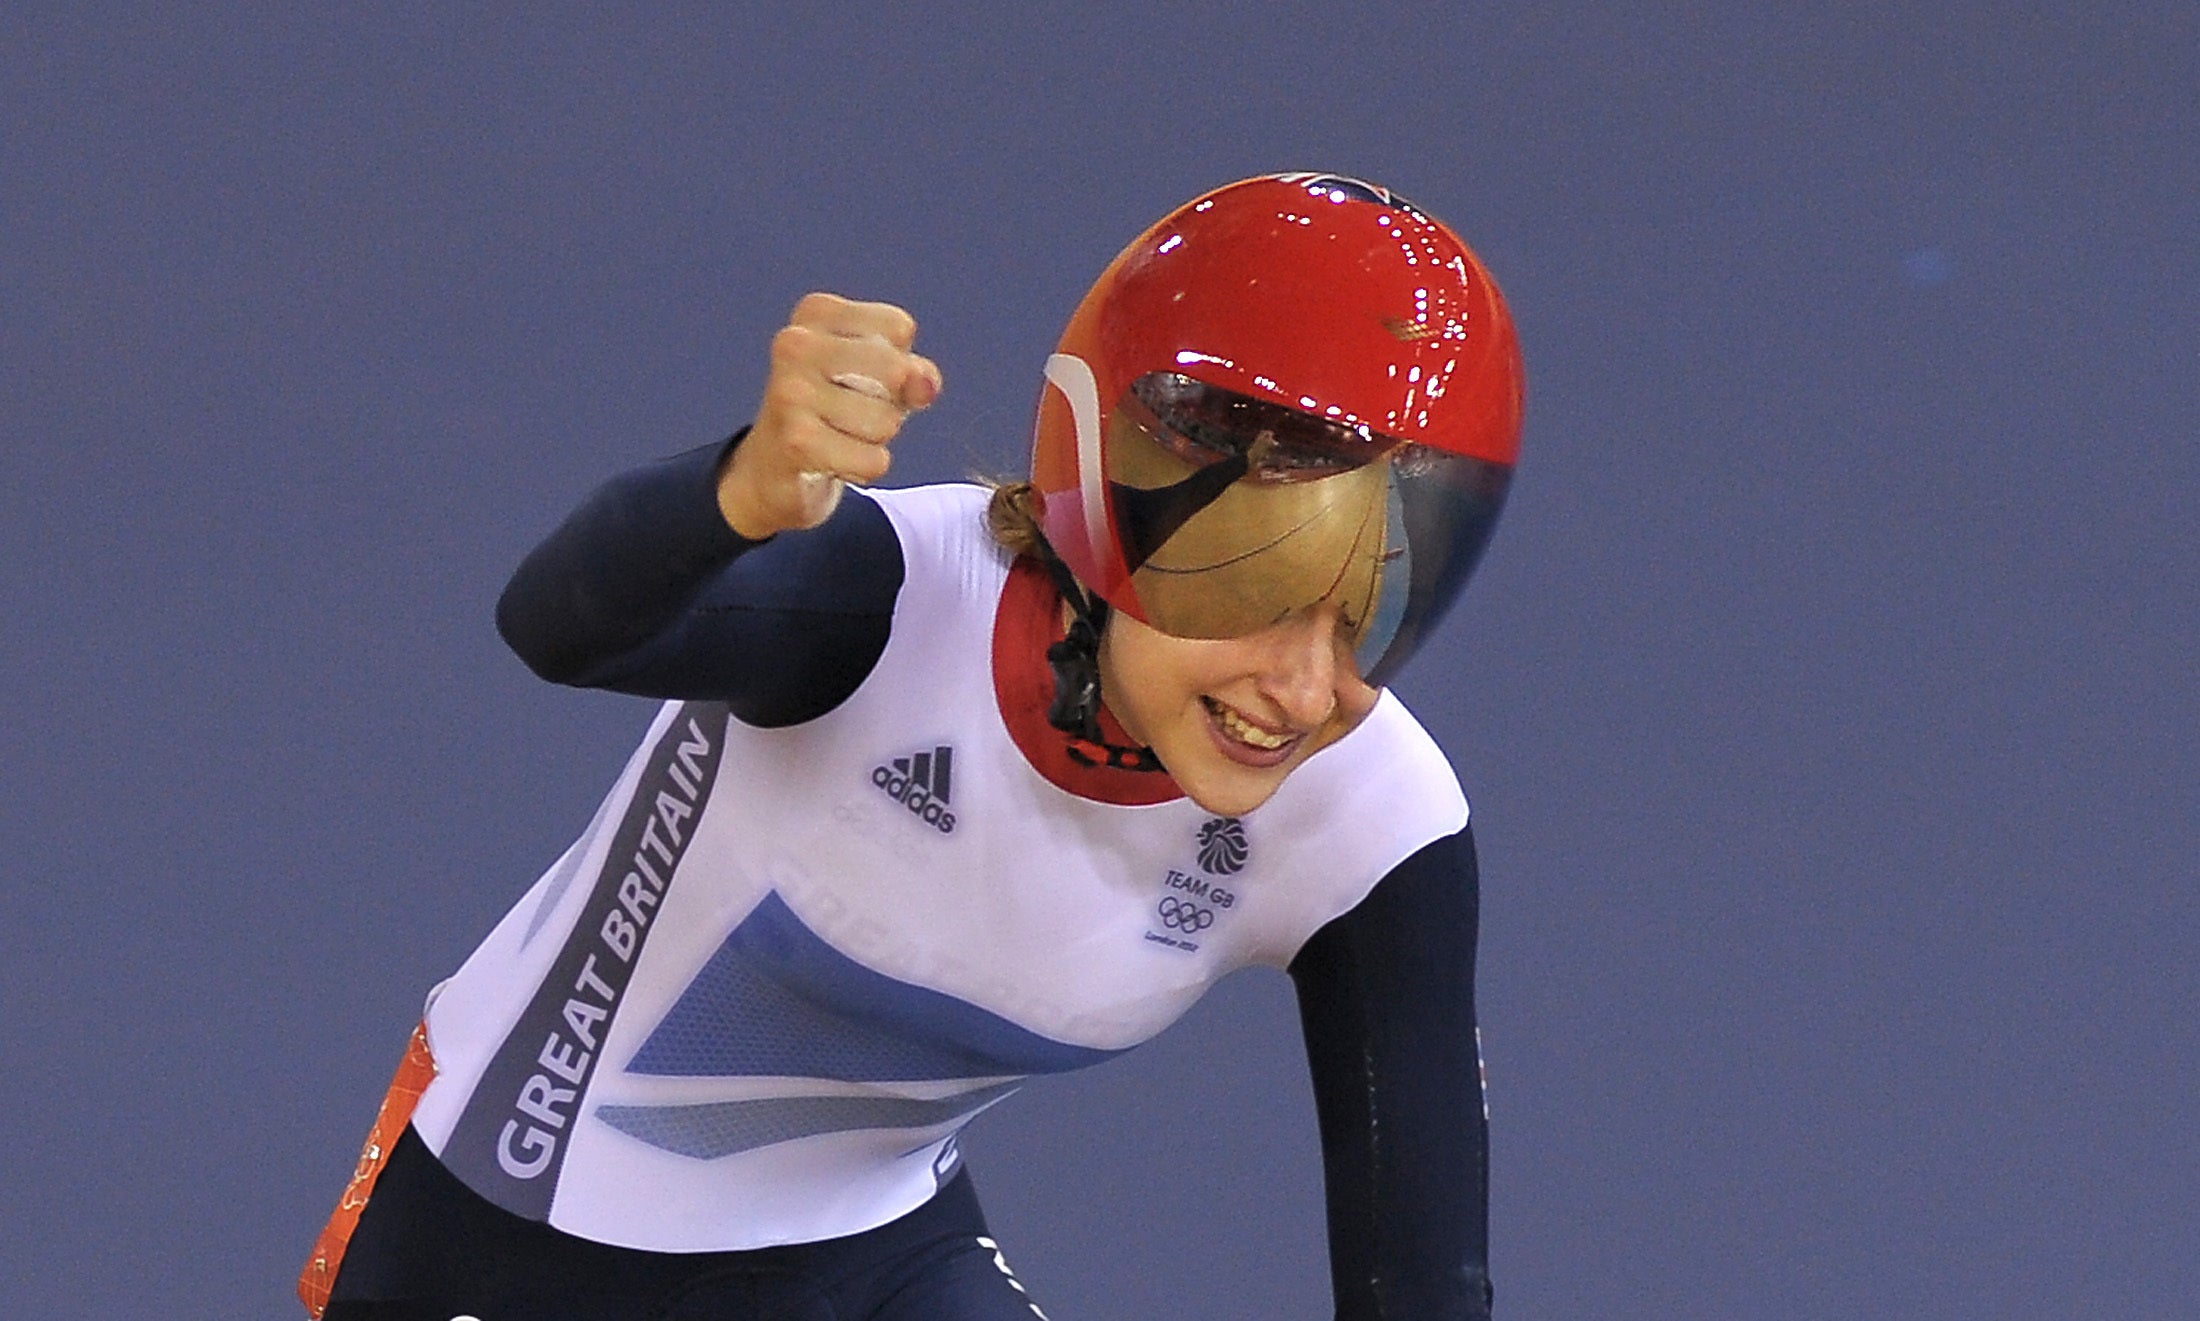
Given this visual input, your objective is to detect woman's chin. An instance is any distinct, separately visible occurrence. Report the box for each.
[1166,753,1291,818]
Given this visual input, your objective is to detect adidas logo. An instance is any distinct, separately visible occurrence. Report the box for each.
[870,745,957,835]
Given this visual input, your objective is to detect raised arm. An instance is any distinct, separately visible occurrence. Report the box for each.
[1288,826,1493,1320]
[495,294,942,725]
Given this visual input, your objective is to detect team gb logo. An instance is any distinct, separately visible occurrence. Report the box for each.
[1196,817,1249,875]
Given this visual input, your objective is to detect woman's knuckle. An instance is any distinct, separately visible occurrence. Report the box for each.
[793,290,842,322]
[760,375,804,414]
[770,324,815,362]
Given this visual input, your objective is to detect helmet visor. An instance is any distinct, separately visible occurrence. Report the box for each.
[1106,372,1511,684]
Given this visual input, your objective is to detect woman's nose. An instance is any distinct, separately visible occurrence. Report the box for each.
[1255,608,1349,727]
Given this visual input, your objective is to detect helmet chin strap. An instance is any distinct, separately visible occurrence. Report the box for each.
[1034,548,1166,774]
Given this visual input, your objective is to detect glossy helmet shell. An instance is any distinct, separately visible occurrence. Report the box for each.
[1029,173,1524,679]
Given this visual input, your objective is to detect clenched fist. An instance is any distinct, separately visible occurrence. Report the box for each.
[716,292,944,539]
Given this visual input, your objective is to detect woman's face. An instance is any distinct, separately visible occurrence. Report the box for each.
[1098,602,1381,817]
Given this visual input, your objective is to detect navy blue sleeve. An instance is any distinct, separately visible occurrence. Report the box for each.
[495,436,905,726]
[1288,825,1493,1321]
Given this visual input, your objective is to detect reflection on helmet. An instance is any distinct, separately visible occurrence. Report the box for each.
[1030,173,1525,685]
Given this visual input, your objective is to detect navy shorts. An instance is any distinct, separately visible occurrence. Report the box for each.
[324,1127,1048,1320]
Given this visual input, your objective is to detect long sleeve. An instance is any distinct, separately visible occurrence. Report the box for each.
[1288,825,1493,1320]
[494,436,905,725]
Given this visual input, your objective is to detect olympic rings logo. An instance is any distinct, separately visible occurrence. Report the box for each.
[1157,896,1215,932]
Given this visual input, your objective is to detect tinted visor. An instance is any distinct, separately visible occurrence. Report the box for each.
[1107,373,1511,684]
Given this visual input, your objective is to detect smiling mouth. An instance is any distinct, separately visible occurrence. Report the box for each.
[1201,696,1298,752]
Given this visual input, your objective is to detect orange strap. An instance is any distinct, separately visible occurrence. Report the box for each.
[297,1023,438,1319]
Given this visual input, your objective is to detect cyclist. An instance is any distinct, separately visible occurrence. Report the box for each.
[304,172,1524,1321]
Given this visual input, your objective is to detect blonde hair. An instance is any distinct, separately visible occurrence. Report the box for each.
[983,479,1047,558]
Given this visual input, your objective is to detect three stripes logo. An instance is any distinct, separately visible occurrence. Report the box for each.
[871,744,957,834]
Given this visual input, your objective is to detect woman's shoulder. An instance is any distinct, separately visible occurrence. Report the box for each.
[1262,692,1470,860]
[1351,693,1468,815]
[861,481,994,540]
[860,483,1013,598]
[1229,695,1469,964]
[863,479,993,523]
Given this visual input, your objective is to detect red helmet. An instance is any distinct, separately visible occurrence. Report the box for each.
[1030,173,1524,685]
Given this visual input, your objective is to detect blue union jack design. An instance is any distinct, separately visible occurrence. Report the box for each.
[599,891,1122,1160]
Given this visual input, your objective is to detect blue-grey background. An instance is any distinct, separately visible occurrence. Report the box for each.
[3,4,2193,1317]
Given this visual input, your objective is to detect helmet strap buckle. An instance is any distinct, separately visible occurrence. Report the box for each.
[1035,544,1166,775]
[1045,610,1106,742]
